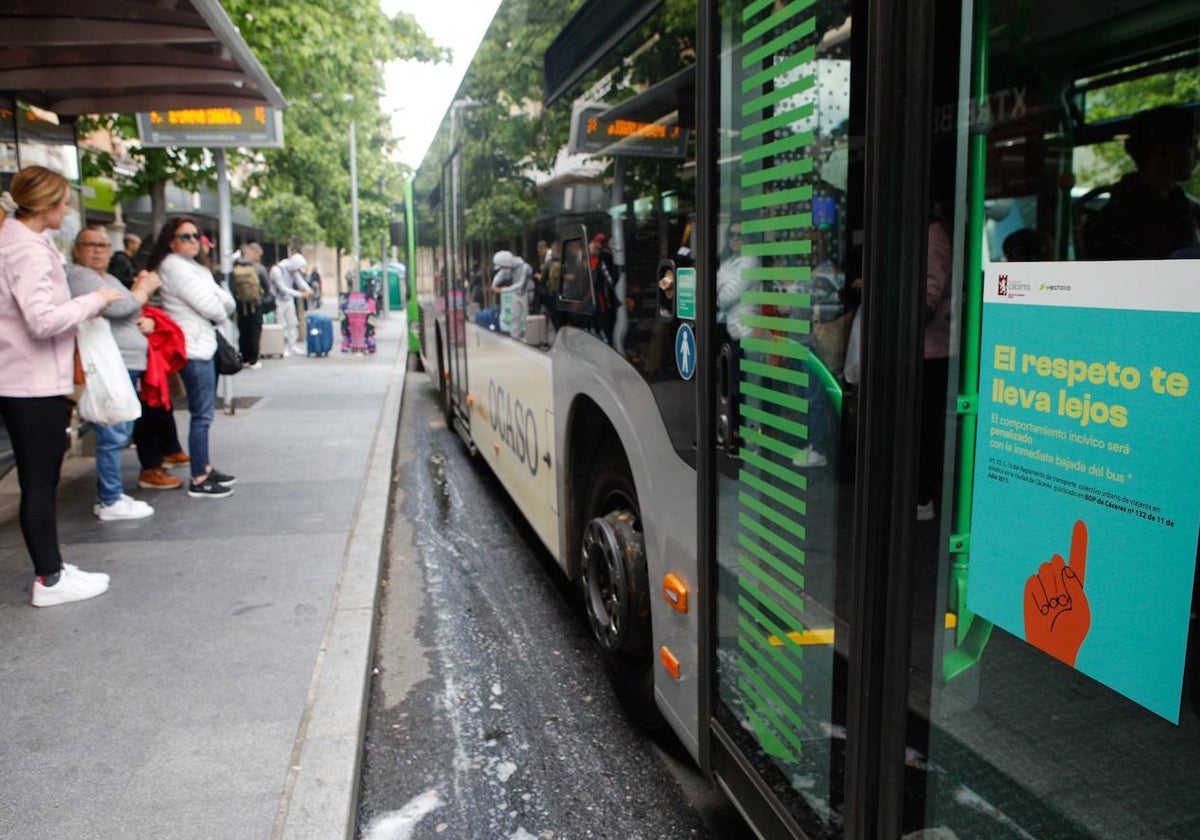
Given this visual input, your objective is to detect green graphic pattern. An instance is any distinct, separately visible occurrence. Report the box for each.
[733,0,819,764]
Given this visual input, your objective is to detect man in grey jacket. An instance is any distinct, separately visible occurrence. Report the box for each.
[67,226,173,520]
[269,253,313,355]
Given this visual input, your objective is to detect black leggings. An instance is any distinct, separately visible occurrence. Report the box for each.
[0,396,71,577]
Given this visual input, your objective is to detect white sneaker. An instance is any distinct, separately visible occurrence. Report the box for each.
[792,446,828,468]
[94,495,154,521]
[916,501,936,521]
[244,361,263,370]
[32,564,110,607]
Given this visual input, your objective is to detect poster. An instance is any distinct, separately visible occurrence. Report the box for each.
[968,260,1200,723]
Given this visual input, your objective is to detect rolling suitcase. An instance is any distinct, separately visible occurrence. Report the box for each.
[306,312,334,356]
[259,323,285,358]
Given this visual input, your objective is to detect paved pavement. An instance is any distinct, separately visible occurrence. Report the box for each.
[0,308,408,840]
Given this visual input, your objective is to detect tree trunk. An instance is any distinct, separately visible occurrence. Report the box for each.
[149,179,167,239]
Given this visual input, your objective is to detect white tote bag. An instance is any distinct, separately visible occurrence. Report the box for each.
[76,317,141,425]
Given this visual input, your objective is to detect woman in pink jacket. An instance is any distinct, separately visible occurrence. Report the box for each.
[0,166,122,607]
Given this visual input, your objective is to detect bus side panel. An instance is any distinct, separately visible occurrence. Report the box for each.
[552,328,700,762]
[465,324,559,561]
[418,296,444,391]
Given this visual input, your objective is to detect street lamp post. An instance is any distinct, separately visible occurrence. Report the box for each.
[349,117,359,288]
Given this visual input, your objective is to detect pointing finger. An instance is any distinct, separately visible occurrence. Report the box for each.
[1068,520,1088,586]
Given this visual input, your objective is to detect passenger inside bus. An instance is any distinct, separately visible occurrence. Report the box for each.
[1082,105,1200,260]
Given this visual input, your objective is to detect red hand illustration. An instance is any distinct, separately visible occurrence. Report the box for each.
[1023,520,1090,666]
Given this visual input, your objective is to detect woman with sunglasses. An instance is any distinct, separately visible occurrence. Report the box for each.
[147,217,236,499]
[0,166,124,606]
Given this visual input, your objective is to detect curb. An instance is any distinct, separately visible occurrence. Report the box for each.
[271,314,409,840]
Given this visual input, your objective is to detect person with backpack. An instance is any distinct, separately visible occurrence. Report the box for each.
[231,242,270,369]
[589,233,618,343]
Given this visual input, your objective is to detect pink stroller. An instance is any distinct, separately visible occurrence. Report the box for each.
[340,292,377,353]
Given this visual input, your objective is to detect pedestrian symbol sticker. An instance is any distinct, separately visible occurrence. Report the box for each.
[675,323,696,380]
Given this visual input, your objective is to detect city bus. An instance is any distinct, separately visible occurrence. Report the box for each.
[412,1,1200,837]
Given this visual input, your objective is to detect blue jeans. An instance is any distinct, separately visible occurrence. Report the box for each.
[179,357,216,479]
[94,369,144,506]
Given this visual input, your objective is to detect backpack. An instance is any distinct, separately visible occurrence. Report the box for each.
[231,264,263,309]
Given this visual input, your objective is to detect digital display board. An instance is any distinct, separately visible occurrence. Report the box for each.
[568,102,688,159]
[136,106,284,148]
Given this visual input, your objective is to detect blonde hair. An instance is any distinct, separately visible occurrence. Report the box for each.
[0,166,70,228]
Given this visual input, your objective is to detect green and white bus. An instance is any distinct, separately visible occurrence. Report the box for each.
[413,1,1200,837]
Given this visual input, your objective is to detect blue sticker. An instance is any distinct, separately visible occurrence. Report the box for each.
[675,323,696,380]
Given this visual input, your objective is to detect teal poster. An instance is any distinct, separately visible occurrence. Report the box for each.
[968,261,1200,723]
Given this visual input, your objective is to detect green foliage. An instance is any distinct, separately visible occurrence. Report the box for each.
[1077,63,1200,194]
[222,0,449,251]
[253,192,323,248]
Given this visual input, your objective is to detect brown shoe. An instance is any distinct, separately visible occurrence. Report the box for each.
[138,468,184,490]
[163,451,190,469]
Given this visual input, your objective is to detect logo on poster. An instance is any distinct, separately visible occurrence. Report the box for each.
[998,273,1032,298]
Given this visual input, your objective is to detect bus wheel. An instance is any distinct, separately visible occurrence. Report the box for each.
[581,459,663,729]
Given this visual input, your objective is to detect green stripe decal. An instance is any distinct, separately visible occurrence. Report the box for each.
[742,425,812,460]
[739,472,806,518]
[740,290,810,308]
[743,105,815,139]
[742,19,817,67]
[742,131,813,164]
[742,438,810,488]
[741,403,809,439]
[737,619,805,697]
[739,313,810,334]
[741,578,806,640]
[741,239,812,258]
[738,504,809,574]
[742,337,809,360]
[742,265,811,282]
[744,0,819,40]
[741,185,813,210]
[741,356,809,384]
[742,48,816,93]
[727,0,827,770]
[742,75,816,117]
[738,629,805,708]
[741,380,808,413]
[741,159,814,187]
[739,594,808,664]
[742,214,812,235]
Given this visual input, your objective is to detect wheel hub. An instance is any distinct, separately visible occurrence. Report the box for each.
[582,514,629,652]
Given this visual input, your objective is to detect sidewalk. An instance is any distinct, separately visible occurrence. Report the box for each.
[0,310,408,840]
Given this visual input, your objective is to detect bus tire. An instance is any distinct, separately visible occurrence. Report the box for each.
[581,454,664,730]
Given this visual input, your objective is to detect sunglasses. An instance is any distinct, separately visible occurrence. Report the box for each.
[175,232,201,243]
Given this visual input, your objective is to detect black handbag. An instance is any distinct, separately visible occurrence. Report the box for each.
[214,329,242,376]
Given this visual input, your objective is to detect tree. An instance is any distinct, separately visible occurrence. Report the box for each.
[223,0,449,254]
[254,192,322,250]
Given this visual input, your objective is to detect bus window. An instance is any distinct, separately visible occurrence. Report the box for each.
[909,1,1200,838]
[558,232,592,306]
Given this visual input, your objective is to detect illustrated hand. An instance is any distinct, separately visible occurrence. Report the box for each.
[1023,520,1090,666]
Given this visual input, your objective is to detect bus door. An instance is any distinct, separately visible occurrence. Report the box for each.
[442,150,470,432]
[704,2,864,836]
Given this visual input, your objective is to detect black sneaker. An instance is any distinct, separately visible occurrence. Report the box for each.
[209,468,236,487]
[188,477,234,499]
